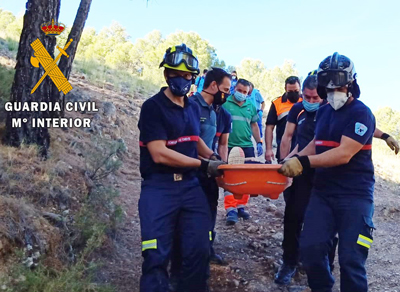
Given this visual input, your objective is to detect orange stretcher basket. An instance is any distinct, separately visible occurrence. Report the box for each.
[216,164,287,200]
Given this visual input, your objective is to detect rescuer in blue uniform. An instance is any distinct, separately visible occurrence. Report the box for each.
[191,67,232,265]
[279,52,377,291]
[276,71,399,286]
[138,44,225,292]
[169,68,232,290]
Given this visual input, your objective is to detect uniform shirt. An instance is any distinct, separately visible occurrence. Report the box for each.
[266,94,302,145]
[287,100,328,152]
[138,87,201,178]
[191,93,217,149]
[222,95,259,148]
[213,106,232,152]
[313,99,375,198]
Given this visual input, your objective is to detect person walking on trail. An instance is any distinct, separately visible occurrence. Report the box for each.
[265,76,302,163]
[278,52,381,291]
[137,43,225,292]
[248,82,265,138]
[194,69,208,93]
[275,72,338,285]
[230,70,238,94]
[222,78,263,225]
[169,68,232,285]
[276,71,400,286]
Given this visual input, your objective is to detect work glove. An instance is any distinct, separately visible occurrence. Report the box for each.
[381,133,399,154]
[278,155,310,177]
[200,159,226,177]
[256,142,263,157]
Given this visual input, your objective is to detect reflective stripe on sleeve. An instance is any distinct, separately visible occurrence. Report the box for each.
[357,234,373,249]
[142,239,157,251]
[277,111,289,121]
[209,231,212,241]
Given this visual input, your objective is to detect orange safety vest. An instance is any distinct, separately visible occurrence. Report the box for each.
[272,96,303,121]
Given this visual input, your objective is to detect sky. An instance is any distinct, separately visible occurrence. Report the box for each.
[1,0,400,111]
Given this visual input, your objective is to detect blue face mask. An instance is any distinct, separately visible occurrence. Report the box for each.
[167,76,192,96]
[234,91,247,102]
[302,99,320,112]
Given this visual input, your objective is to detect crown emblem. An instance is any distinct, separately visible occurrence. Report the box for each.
[41,19,65,36]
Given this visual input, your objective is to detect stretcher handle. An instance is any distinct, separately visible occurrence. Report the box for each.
[224,181,247,186]
[266,181,286,185]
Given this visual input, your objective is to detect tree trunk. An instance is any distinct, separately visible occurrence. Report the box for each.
[3,0,61,156]
[56,0,92,114]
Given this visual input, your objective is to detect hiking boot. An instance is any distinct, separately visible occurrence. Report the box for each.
[237,207,250,220]
[210,253,228,266]
[274,263,297,285]
[226,210,238,225]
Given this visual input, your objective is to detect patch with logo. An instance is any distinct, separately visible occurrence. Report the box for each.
[355,122,368,136]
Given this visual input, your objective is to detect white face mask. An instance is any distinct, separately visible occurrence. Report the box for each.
[327,91,349,110]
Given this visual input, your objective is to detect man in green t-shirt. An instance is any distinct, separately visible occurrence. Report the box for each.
[222,78,263,225]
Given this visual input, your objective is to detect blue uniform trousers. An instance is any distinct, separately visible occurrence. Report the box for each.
[300,191,375,292]
[170,171,219,281]
[139,174,211,292]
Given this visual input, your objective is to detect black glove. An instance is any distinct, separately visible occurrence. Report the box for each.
[209,153,222,161]
[200,160,225,177]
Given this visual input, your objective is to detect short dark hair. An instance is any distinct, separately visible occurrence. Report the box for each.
[232,70,237,74]
[285,76,301,87]
[203,67,231,89]
[302,75,318,90]
[236,78,250,88]
[203,69,208,74]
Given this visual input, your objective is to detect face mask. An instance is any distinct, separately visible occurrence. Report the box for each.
[232,76,237,80]
[203,88,228,106]
[327,91,349,110]
[213,90,228,106]
[286,91,300,103]
[233,91,247,102]
[167,76,192,96]
[302,100,320,112]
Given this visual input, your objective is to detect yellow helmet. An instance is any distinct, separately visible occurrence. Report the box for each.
[159,44,200,75]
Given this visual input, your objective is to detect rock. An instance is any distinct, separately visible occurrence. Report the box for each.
[68,88,91,103]
[246,226,259,233]
[266,203,277,213]
[233,279,240,288]
[272,232,283,241]
[102,102,116,117]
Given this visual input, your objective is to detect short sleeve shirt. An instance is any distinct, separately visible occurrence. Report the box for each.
[191,93,217,149]
[222,96,259,148]
[266,94,300,147]
[138,87,201,178]
[313,99,376,198]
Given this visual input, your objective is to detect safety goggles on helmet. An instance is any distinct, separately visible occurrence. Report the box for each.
[317,70,352,88]
[160,44,200,74]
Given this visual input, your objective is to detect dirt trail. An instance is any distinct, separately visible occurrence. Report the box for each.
[96,127,400,292]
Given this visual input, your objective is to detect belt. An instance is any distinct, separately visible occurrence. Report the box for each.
[142,172,197,182]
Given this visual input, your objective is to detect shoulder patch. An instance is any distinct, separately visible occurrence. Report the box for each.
[355,122,368,136]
